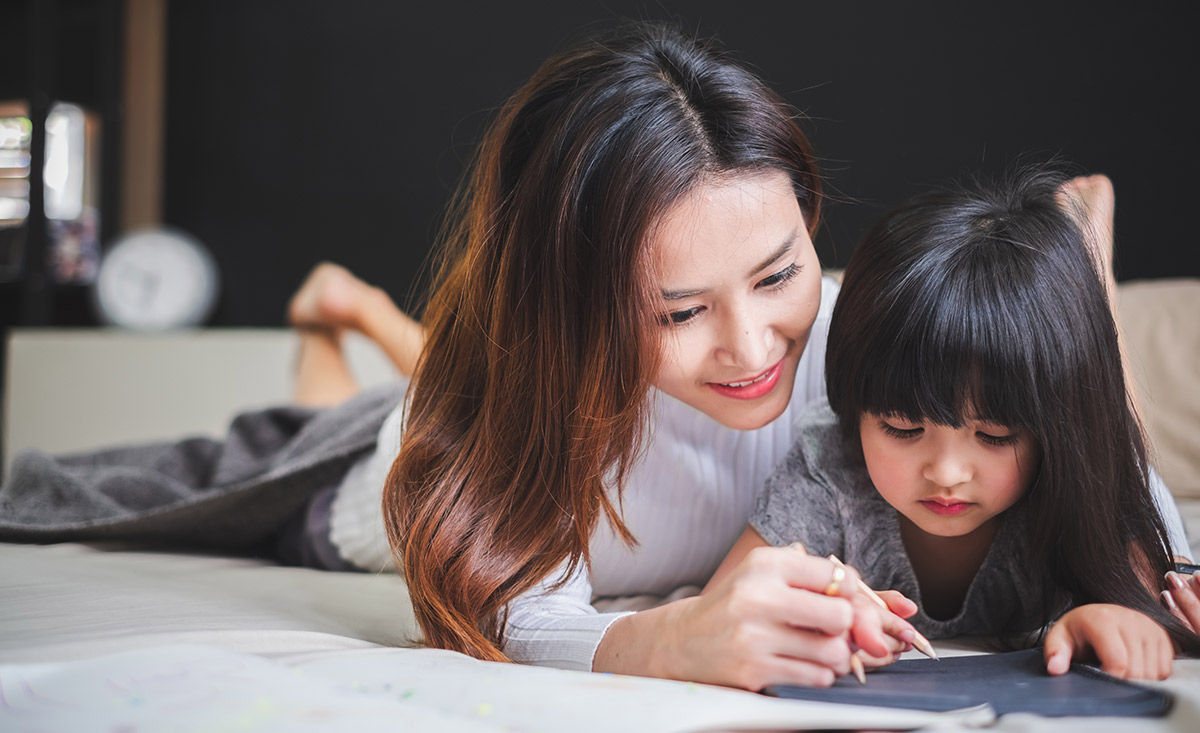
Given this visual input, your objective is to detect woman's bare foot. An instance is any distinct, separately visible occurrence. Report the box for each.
[288,260,426,379]
[287,262,380,331]
[1057,174,1115,292]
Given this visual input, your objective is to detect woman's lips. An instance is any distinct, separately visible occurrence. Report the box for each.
[707,360,783,400]
[919,499,974,516]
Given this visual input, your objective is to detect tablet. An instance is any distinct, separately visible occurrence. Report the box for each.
[765,649,1173,718]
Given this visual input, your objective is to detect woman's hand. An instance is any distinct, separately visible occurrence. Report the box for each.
[594,545,916,690]
[1163,570,1200,634]
[1043,604,1173,680]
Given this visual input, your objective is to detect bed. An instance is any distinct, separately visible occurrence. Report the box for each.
[2,278,1198,731]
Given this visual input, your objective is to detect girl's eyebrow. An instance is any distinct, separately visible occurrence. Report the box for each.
[660,229,799,301]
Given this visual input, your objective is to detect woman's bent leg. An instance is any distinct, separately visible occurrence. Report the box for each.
[289,262,427,381]
[292,329,360,407]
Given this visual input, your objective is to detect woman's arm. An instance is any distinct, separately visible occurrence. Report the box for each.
[594,545,893,689]
[703,524,771,593]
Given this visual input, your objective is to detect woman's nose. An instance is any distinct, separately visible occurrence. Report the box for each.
[717,310,773,372]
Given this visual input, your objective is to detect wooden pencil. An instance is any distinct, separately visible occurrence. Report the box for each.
[848,651,867,684]
[826,554,939,661]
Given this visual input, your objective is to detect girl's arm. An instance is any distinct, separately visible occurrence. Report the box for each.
[1043,603,1174,680]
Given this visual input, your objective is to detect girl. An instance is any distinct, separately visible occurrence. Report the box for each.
[710,166,1200,681]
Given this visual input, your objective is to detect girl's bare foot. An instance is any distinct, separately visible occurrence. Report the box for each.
[287,262,379,331]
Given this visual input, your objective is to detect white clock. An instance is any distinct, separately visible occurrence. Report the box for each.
[93,228,220,329]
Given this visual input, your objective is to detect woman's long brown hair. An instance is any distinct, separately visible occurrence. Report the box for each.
[383,23,822,662]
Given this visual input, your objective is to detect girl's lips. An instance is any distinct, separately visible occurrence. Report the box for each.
[919,499,974,516]
[707,360,783,400]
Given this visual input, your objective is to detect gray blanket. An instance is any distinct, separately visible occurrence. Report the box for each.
[0,384,401,551]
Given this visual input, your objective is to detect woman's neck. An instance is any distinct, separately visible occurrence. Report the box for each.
[899,515,999,621]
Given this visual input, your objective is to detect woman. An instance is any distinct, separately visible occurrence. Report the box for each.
[274,24,914,690]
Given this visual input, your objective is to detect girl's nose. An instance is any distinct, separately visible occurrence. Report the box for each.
[922,451,972,488]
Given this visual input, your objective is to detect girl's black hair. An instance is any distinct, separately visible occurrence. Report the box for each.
[826,165,1199,654]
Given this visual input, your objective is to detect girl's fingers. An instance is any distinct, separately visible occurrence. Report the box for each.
[1043,623,1074,676]
[857,648,900,669]
[1164,572,1200,633]
[1120,628,1145,680]
[848,593,898,659]
[1160,589,1184,624]
[1092,628,1130,678]
[1140,636,1163,681]
[1158,631,1175,680]
[876,603,918,646]
[876,589,919,619]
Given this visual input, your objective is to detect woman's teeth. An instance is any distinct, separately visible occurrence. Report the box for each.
[722,371,770,388]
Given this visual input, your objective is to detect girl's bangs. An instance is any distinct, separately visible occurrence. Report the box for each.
[855,262,1047,432]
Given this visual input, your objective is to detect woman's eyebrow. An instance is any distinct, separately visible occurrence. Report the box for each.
[748,232,797,278]
[660,230,800,301]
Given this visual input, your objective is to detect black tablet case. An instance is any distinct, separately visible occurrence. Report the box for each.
[765,649,1173,718]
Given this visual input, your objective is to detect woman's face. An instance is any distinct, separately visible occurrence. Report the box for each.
[649,170,822,430]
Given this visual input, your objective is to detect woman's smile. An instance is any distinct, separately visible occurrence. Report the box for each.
[707,359,784,400]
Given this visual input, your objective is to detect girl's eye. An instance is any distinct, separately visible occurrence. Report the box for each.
[756,263,800,290]
[977,431,1020,447]
[881,421,923,440]
[658,306,703,326]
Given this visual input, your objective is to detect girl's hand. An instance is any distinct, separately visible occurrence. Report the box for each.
[854,590,919,668]
[1162,570,1200,634]
[1043,604,1173,680]
[595,546,914,690]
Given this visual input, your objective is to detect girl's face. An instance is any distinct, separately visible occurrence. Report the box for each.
[859,413,1040,538]
[649,170,822,430]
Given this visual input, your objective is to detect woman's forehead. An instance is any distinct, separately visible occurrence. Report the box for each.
[648,170,805,286]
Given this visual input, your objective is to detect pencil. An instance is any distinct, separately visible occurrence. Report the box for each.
[826,554,939,661]
[848,651,867,684]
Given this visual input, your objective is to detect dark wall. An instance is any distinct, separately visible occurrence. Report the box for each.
[165,1,1200,326]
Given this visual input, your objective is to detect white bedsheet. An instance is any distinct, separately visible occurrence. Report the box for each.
[1,537,1198,732]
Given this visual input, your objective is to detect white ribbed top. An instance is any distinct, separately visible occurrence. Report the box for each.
[330,277,841,668]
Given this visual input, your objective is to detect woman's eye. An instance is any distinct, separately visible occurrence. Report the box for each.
[881,422,923,440]
[977,431,1019,447]
[757,263,800,289]
[658,306,702,326]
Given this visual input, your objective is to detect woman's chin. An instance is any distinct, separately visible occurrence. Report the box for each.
[698,379,795,431]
